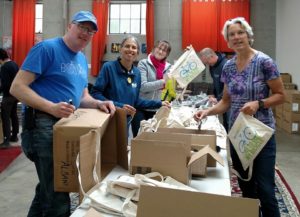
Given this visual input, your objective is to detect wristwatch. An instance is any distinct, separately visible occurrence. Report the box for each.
[258,99,265,110]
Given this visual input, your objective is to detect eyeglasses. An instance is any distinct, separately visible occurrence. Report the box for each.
[73,22,96,36]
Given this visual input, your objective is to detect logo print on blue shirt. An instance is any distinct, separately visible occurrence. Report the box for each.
[61,61,85,76]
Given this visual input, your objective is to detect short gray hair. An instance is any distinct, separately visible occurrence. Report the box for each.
[222,17,254,46]
[120,35,140,54]
[199,48,215,58]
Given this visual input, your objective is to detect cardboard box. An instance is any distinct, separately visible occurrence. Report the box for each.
[130,132,223,184]
[275,104,283,118]
[280,73,292,83]
[275,115,283,129]
[285,90,300,103]
[282,119,300,134]
[283,102,300,113]
[157,127,217,167]
[53,108,128,192]
[282,110,300,122]
[137,185,260,217]
[283,83,297,90]
[190,145,223,176]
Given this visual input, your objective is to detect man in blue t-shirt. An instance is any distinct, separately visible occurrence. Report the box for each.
[10,11,115,217]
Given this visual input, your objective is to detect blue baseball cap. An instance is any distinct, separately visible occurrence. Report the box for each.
[72,11,98,31]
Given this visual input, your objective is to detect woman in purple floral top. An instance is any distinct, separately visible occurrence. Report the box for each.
[194,17,285,217]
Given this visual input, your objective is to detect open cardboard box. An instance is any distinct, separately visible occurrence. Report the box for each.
[157,127,217,167]
[130,132,223,184]
[137,185,259,217]
[53,108,128,192]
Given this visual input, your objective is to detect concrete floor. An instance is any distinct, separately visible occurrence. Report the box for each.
[0,128,299,217]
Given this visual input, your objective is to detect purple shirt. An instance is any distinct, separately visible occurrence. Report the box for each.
[221,51,280,130]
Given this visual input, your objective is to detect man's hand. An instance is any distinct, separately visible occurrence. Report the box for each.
[97,100,116,116]
[49,102,75,118]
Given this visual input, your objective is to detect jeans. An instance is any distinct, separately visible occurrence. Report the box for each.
[22,112,70,217]
[1,96,19,140]
[230,134,280,217]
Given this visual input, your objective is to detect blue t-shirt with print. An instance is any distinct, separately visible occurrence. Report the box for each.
[21,37,88,108]
[221,51,280,130]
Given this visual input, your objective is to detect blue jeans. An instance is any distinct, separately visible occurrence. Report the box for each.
[230,134,280,217]
[22,112,70,217]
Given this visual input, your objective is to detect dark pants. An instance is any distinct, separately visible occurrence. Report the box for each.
[131,110,156,137]
[1,96,19,141]
[230,135,280,217]
[222,112,228,132]
[21,110,70,217]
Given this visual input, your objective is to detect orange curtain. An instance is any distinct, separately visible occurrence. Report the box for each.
[182,0,218,52]
[182,0,190,49]
[91,0,110,77]
[182,0,250,52]
[218,0,250,52]
[12,0,35,67]
[146,0,154,54]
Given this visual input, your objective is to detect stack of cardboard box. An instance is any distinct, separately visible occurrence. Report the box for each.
[281,90,300,134]
[275,73,300,134]
[281,72,297,90]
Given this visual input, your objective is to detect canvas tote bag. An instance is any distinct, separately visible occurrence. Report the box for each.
[169,47,205,88]
[228,112,274,181]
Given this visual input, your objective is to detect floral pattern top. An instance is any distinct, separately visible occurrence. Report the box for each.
[221,51,280,130]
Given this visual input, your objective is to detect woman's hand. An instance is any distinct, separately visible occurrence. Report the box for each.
[163,73,171,83]
[123,104,136,116]
[193,109,209,122]
[162,101,171,108]
[240,101,259,115]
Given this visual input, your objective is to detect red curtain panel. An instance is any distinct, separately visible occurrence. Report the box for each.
[146,0,154,54]
[12,0,35,67]
[218,0,250,52]
[182,0,218,52]
[91,0,110,77]
[182,0,250,52]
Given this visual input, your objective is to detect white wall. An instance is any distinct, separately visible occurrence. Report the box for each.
[0,0,13,48]
[276,0,300,88]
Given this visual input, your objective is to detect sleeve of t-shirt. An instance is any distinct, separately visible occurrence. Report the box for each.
[261,55,280,81]
[21,42,51,76]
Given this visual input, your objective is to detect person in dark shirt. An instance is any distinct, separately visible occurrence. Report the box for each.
[0,48,19,148]
[199,48,229,131]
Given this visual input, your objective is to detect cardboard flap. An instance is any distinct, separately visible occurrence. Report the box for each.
[55,108,110,128]
[101,108,128,169]
[188,145,224,167]
[137,185,260,217]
